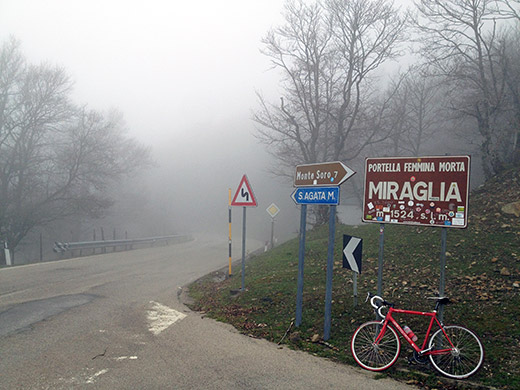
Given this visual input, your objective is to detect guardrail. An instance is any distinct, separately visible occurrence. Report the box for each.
[53,235,191,253]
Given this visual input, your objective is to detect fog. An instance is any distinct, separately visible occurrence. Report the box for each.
[1,0,436,258]
[0,0,307,247]
[146,116,302,243]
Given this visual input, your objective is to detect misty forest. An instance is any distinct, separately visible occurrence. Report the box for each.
[1,0,520,264]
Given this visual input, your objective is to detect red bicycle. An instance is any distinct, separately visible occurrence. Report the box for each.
[351,293,484,379]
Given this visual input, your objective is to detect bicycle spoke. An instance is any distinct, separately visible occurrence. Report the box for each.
[351,321,400,371]
[429,325,484,379]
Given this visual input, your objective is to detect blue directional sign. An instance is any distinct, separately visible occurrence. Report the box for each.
[291,186,340,205]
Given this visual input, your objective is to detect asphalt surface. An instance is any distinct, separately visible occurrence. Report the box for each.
[0,235,414,389]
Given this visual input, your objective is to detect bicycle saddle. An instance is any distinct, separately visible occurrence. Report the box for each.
[427,296,451,305]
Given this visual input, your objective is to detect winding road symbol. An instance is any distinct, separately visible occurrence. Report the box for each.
[231,175,257,207]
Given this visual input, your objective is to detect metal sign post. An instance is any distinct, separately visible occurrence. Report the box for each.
[292,161,356,341]
[241,206,247,291]
[353,273,358,306]
[342,234,363,306]
[266,203,280,249]
[323,205,337,341]
[230,175,258,291]
[377,224,385,297]
[291,187,340,335]
[228,189,232,276]
[361,156,470,320]
[439,227,448,322]
[295,204,307,327]
[270,219,274,249]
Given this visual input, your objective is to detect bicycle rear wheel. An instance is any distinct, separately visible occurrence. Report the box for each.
[351,321,400,371]
[428,325,484,379]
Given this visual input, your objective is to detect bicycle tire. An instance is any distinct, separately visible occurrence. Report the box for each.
[428,325,484,379]
[351,321,401,371]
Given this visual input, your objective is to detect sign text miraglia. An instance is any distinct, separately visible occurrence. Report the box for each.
[368,181,462,202]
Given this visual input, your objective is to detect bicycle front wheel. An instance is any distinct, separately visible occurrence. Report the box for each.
[351,321,401,371]
[428,325,484,379]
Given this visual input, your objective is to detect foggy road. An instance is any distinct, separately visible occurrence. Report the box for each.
[0,236,412,389]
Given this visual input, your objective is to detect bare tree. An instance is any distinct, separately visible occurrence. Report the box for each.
[254,0,406,170]
[253,0,333,177]
[382,67,445,156]
[253,0,406,223]
[324,0,407,161]
[412,0,518,177]
[495,27,520,165]
[0,39,150,263]
[498,0,520,20]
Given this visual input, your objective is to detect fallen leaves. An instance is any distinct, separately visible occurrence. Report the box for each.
[500,267,511,276]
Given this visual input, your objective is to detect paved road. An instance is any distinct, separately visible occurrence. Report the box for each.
[0,236,413,389]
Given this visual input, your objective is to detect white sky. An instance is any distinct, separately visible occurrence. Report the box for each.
[0,0,284,143]
[0,0,298,239]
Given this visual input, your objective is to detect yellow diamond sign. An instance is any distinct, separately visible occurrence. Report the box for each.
[266,203,280,218]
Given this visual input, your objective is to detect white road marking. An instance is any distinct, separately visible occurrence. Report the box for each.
[147,301,186,335]
[115,356,138,361]
[85,369,109,384]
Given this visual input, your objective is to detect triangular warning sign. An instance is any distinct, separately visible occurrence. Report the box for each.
[231,175,257,207]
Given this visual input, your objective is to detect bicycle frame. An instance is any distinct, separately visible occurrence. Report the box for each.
[375,307,455,356]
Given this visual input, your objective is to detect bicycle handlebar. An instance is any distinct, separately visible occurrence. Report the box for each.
[366,292,393,318]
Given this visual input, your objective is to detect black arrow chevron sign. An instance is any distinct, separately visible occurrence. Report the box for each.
[342,235,363,274]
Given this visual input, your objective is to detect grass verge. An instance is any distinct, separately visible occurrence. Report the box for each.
[187,168,520,390]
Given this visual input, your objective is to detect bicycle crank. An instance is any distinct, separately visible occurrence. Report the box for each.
[408,351,429,365]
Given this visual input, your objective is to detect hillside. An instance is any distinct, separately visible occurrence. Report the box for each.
[187,167,520,390]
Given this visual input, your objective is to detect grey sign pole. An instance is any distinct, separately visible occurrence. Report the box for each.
[323,205,337,341]
[342,234,362,305]
[241,206,247,291]
[293,161,355,337]
[376,223,385,320]
[438,227,448,322]
[353,273,358,306]
[295,204,307,327]
[270,218,275,249]
[377,223,385,296]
